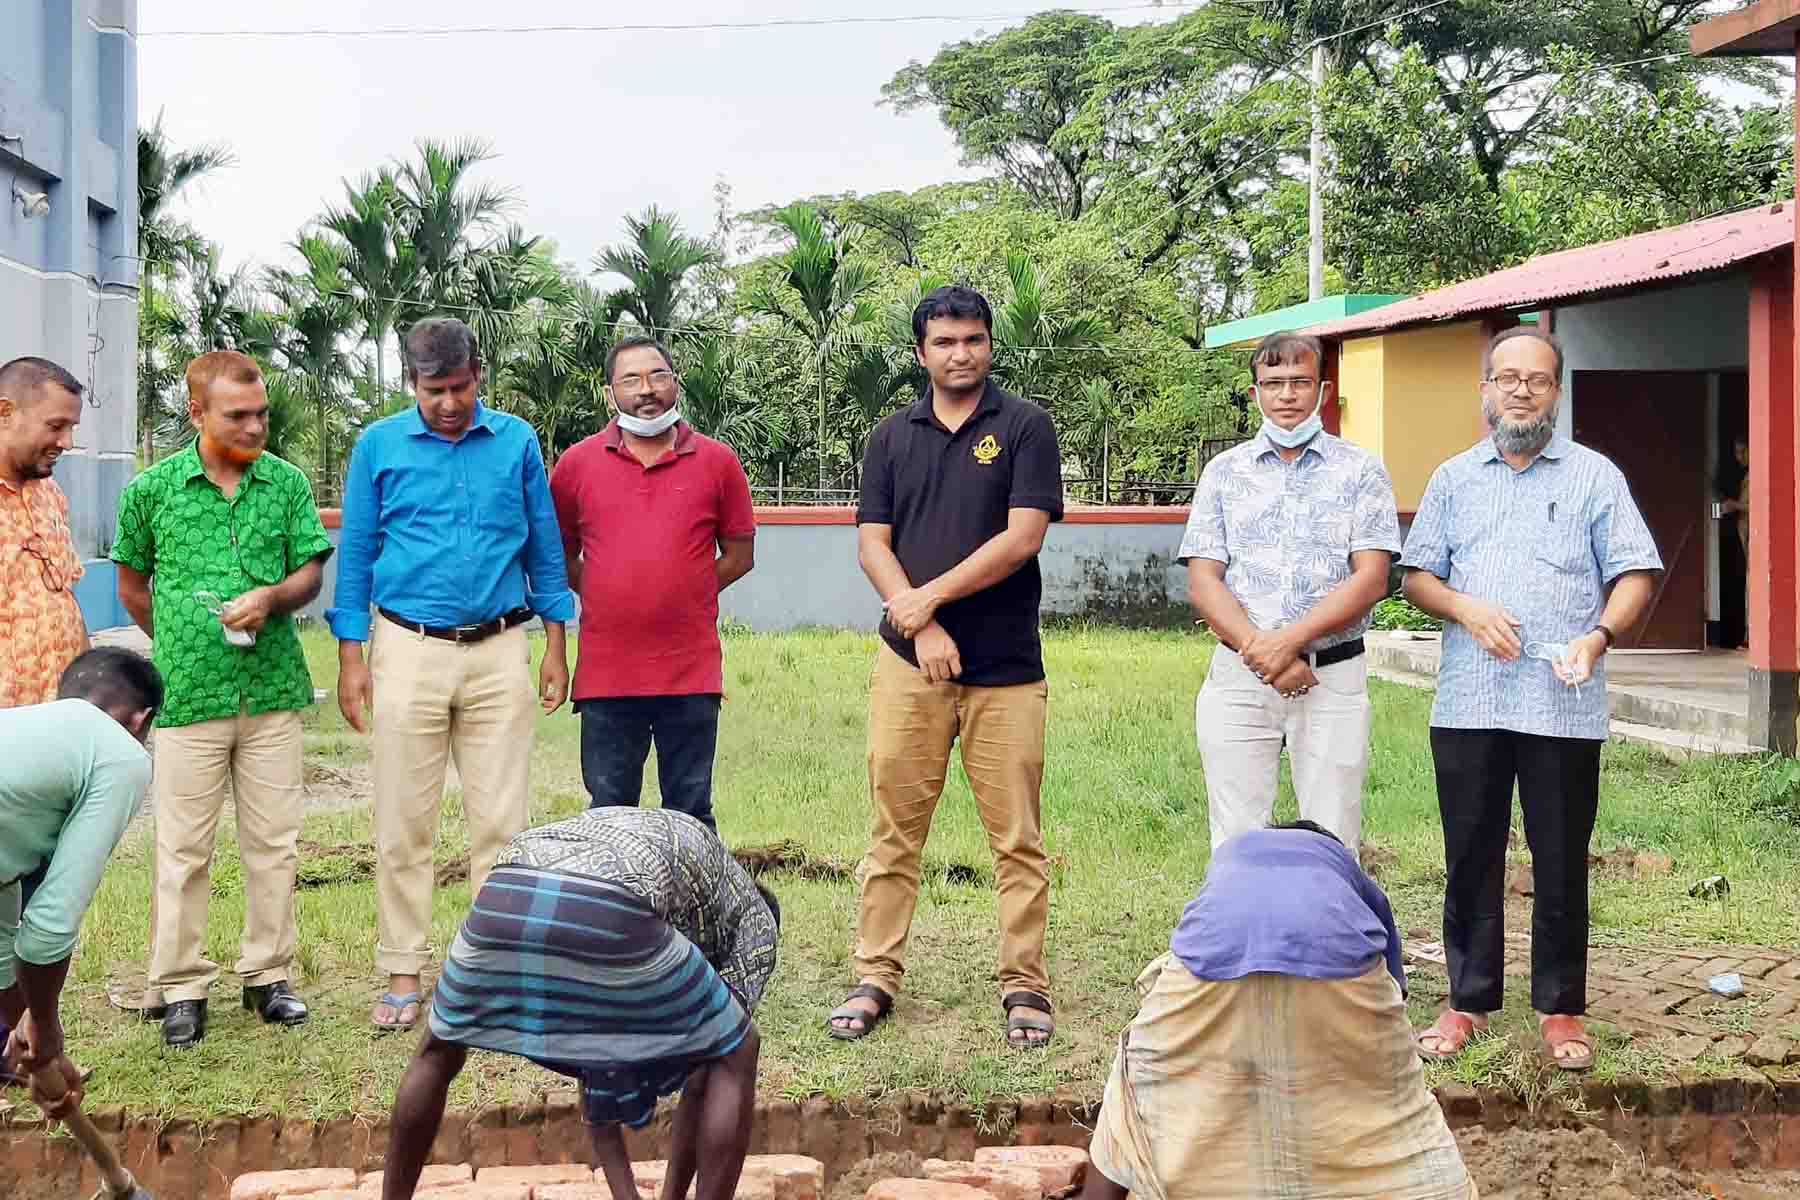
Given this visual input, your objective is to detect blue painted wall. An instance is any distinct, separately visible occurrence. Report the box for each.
[2,1,140,625]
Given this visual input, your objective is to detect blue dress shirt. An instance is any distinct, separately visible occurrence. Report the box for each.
[326,402,575,641]
[1400,434,1663,740]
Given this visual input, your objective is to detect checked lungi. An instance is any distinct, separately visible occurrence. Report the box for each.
[428,864,751,1127]
[1089,954,1477,1200]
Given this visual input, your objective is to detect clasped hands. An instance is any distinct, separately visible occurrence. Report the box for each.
[1240,628,1316,699]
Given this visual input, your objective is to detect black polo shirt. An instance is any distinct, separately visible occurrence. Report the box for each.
[857,379,1064,685]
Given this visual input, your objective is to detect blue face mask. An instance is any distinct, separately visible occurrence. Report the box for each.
[616,406,681,437]
[1261,392,1324,449]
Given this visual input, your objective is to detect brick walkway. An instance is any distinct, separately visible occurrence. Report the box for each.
[1410,934,1800,1065]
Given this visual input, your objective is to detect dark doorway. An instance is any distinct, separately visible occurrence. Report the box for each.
[1712,371,1750,649]
[1571,371,1708,650]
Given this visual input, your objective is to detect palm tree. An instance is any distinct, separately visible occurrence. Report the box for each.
[137,116,234,461]
[319,169,417,417]
[594,206,721,341]
[745,203,880,493]
[680,334,782,460]
[265,234,359,499]
[992,252,1108,408]
[391,137,516,329]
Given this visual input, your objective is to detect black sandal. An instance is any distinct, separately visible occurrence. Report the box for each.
[826,983,893,1041]
[1002,990,1054,1049]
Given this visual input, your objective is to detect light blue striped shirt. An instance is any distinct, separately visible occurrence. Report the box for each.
[1178,430,1401,652]
[1401,435,1662,739]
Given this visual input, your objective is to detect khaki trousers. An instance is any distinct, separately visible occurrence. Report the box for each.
[1196,646,1373,854]
[854,643,1052,1000]
[370,618,536,975]
[149,708,304,1003]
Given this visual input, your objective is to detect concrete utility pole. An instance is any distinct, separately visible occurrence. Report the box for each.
[1308,41,1326,302]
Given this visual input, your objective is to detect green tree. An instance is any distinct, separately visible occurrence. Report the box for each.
[744,203,880,491]
[992,252,1108,409]
[594,206,721,339]
[391,137,516,328]
[136,116,234,461]
[319,169,417,419]
[265,234,360,499]
[883,11,1114,218]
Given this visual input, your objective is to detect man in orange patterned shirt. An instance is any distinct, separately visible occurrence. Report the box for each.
[0,358,89,709]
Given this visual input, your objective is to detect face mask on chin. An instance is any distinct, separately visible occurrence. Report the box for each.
[1260,393,1324,450]
[616,406,681,437]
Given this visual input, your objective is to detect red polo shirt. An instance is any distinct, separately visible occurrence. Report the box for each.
[549,421,756,700]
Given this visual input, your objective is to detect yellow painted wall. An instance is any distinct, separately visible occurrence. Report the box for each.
[1329,322,1488,510]
[1380,322,1488,510]
[1337,336,1385,461]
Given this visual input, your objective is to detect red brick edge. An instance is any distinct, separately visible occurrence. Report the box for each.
[7,1081,1798,1199]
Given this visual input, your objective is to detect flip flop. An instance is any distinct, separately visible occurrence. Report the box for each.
[1415,1009,1487,1061]
[826,983,893,1041]
[1002,990,1054,1050]
[1539,1014,1595,1071]
[372,990,422,1032]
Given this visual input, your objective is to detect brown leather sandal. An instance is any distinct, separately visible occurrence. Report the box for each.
[1415,1009,1487,1061]
[1539,1014,1594,1071]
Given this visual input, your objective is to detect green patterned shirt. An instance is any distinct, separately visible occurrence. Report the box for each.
[112,445,334,728]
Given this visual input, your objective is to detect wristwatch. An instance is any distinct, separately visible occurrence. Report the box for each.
[1590,624,1616,650]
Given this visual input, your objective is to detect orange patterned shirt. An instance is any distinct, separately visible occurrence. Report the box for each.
[0,476,87,708]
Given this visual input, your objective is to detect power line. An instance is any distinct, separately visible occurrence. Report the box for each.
[140,4,1206,39]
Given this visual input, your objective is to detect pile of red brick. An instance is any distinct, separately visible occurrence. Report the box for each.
[873,1146,1089,1200]
[226,1145,1090,1200]
[229,1152,826,1200]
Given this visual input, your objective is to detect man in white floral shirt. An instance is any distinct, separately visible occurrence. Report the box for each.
[1177,332,1401,852]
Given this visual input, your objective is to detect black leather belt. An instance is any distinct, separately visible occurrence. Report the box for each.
[379,607,532,644]
[1309,637,1365,668]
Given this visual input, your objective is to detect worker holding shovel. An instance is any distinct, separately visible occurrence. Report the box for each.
[1,648,160,1136]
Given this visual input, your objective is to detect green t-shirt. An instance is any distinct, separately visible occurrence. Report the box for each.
[0,699,152,987]
[112,445,335,728]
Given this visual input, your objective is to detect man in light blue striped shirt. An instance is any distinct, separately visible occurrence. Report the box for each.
[1401,327,1660,1073]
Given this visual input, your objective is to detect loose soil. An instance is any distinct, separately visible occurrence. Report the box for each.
[827,1152,925,1200]
[826,1130,1798,1199]
[1454,1126,1793,1198]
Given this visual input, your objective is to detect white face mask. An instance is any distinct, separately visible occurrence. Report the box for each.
[616,407,681,437]
[1259,391,1324,450]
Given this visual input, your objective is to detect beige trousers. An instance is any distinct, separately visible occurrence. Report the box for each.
[149,708,304,1003]
[1196,646,1372,854]
[854,643,1051,1000]
[370,618,536,975]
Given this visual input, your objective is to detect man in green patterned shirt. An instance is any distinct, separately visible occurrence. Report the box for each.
[112,351,335,1048]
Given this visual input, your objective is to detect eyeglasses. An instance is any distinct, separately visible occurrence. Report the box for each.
[1252,377,1318,396]
[1486,371,1558,396]
[614,369,676,393]
[19,532,74,592]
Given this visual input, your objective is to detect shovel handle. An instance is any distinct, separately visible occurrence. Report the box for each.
[29,1059,137,1195]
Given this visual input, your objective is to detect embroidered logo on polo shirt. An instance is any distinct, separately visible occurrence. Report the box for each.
[972,434,1001,465]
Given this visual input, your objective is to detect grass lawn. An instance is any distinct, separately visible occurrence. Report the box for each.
[60,625,1800,1121]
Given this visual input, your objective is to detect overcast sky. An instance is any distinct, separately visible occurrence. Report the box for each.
[138,1,1184,283]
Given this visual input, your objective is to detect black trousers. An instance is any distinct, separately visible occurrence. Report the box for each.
[1429,727,1602,1016]
[577,695,722,831]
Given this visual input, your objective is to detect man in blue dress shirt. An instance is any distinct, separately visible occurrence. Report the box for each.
[1401,327,1660,1072]
[327,316,575,1032]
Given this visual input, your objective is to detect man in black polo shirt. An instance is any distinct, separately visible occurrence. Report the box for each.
[826,285,1064,1049]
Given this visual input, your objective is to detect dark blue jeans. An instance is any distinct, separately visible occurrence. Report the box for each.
[578,694,722,831]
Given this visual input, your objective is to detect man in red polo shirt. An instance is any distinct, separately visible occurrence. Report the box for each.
[549,336,755,831]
